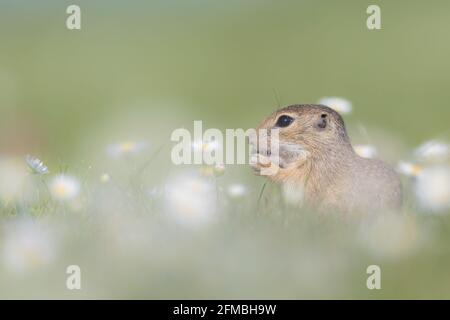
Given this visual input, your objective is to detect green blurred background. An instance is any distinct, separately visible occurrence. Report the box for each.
[1,0,449,161]
[1,0,450,300]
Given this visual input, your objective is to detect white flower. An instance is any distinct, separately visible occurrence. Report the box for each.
[107,141,147,158]
[49,175,80,201]
[191,139,219,153]
[414,140,449,162]
[397,161,423,177]
[359,214,418,259]
[318,97,352,115]
[0,157,27,202]
[354,145,378,159]
[192,140,222,169]
[413,165,450,213]
[165,173,216,226]
[25,155,49,175]
[100,173,111,183]
[2,219,56,273]
[227,184,248,198]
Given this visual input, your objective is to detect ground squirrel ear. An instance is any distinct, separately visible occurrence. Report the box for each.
[315,114,328,130]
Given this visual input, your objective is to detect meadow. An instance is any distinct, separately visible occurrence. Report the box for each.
[0,0,449,299]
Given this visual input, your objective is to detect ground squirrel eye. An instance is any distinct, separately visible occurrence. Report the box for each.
[316,114,327,129]
[275,115,294,128]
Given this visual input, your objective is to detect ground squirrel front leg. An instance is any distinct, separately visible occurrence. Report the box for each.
[249,153,281,176]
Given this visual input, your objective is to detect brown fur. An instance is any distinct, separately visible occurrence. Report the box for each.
[250,104,402,213]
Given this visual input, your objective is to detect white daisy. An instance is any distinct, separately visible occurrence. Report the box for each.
[100,173,111,183]
[397,161,423,177]
[414,140,449,162]
[191,139,219,153]
[318,97,352,115]
[2,219,56,273]
[413,165,450,213]
[107,141,148,158]
[354,145,378,159]
[49,175,80,201]
[227,184,248,198]
[359,214,418,259]
[25,155,49,175]
[165,173,216,226]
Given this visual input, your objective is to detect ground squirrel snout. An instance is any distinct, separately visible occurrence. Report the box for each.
[250,104,403,213]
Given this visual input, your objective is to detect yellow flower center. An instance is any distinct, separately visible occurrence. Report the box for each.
[411,165,423,176]
[54,184,68,196]
[120,142,136,153]
[23,247,43,267]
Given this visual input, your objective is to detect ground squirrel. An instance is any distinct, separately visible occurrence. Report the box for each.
[250,104,402,213]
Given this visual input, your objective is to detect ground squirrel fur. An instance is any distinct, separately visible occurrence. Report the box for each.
[250,104,402,213]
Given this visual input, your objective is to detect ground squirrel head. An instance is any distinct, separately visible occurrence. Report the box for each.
[250,104,402,212]
[250,104,353,175]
